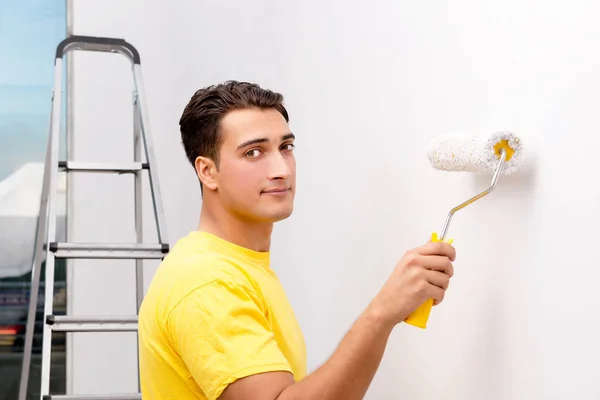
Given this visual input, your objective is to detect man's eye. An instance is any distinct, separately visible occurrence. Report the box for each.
[245,149,262,158]
[282,143,295,151]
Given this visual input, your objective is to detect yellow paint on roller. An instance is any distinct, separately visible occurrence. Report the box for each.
[403,232,453,329]
[493,139,515,162]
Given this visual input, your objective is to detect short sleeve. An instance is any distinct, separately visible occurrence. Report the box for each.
[167,278,293,400]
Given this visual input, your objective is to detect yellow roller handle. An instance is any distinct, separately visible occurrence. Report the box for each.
[403,232,454,329]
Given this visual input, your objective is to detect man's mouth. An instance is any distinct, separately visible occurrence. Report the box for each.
[262,187,290,195]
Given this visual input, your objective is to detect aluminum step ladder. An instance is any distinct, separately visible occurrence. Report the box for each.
[17,35,170,400]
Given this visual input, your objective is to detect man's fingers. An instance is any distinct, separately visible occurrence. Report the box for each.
[415,241,456,261]
[425,270,450,290]
[421,255,454,277]
[428,285,445,306]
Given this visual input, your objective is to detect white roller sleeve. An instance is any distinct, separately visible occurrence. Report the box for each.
[427,131,523,175]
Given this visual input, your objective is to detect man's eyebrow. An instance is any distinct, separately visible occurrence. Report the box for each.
[236,138,268,150]
[236,133,295,150]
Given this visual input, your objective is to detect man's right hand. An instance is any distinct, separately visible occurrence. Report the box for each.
[367,241,456,328]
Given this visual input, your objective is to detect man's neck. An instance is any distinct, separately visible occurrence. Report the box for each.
[197,203,274,253]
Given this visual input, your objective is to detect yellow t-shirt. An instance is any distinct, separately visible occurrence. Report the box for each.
[138,231,307,400]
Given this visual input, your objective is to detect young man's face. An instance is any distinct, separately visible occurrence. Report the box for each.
[200,107,296,224]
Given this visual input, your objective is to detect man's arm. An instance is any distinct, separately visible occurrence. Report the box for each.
[220,241,456,400]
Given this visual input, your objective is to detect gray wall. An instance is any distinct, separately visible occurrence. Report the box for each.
[68,1,600,399]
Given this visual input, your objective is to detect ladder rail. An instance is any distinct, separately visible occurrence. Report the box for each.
[133,94,146,311]
[41,54,65,399]
[18,98,57,400]
[133,66,169,245]
[133,91,144,394]
[18,34,169,400]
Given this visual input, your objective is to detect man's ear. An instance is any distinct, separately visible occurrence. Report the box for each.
[195,156,218,191]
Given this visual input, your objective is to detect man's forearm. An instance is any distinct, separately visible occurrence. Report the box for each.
[278,305,395,400]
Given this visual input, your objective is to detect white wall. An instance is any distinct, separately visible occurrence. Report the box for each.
[68,1,600,399]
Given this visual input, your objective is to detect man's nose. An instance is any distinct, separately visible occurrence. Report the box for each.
[268,152,291,180]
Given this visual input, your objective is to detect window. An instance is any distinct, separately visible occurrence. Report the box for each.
[0,1,68,398]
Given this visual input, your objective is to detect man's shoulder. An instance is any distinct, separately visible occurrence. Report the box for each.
[159,252,265,322]
[163,249,253,287]
[149,244,260,307]
[141,250,259,326]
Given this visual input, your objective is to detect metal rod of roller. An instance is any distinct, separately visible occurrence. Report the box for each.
[439,149,507,240]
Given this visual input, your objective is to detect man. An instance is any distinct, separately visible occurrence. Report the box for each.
[138,80,456,400]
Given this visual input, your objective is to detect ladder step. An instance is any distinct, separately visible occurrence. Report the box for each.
[43,394,141,400]
[59,161,149,173]
[46,315,138,332]
[49,242,169,259]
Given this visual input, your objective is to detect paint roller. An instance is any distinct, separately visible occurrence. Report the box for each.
[404,131,524,329]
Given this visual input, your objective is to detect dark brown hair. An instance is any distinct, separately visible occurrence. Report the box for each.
[179,80,289,171]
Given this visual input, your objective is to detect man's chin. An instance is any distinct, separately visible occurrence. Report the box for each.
[264,205,294,223]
